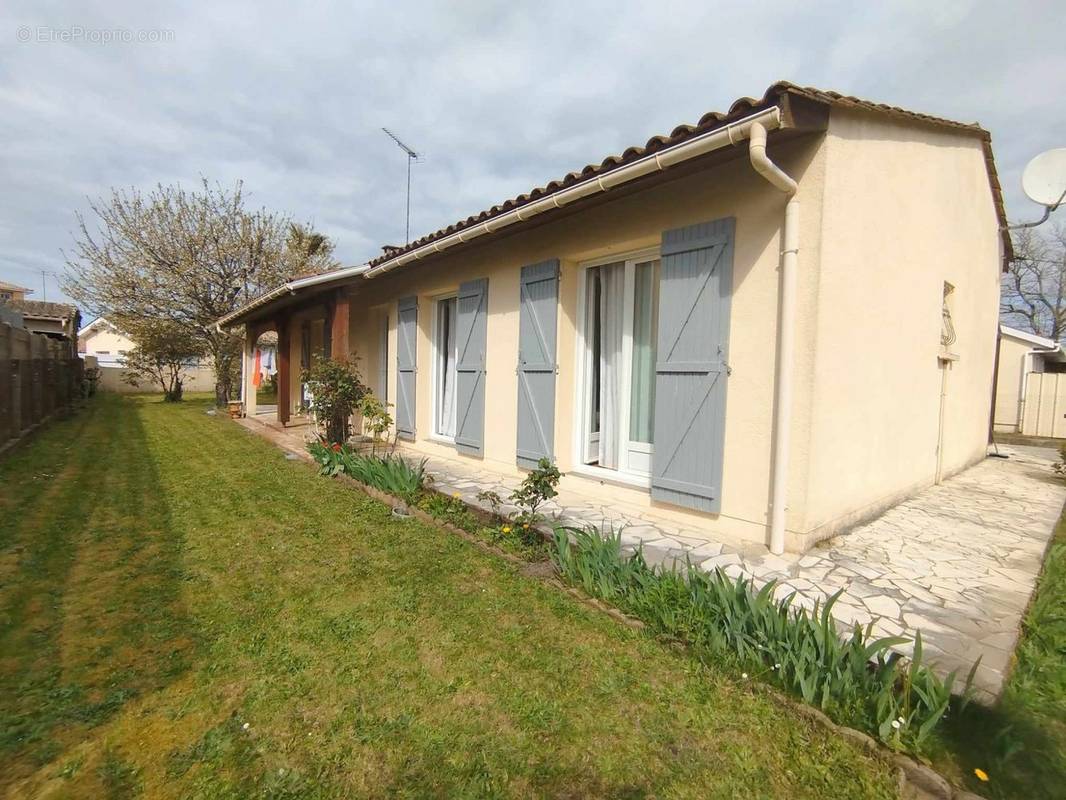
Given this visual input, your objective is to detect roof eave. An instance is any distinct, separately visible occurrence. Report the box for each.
[215,264,370,331]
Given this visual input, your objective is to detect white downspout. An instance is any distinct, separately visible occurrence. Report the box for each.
[749,121,799,556]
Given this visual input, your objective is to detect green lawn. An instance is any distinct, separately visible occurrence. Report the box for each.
[931,509,1066,799]
[0,394,897,799]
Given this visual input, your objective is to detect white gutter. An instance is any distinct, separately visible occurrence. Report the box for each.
[289,263,370,290]
[365,106,785,279]
[215,264,370,331]
[748,121,799,556]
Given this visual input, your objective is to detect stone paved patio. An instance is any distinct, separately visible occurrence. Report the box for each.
[238,414,1064,700]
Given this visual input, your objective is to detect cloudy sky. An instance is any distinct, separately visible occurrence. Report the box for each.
[2,1,1064,307]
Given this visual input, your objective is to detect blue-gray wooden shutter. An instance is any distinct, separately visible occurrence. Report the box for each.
[455,278,488,456]
[651,217,735,513]
[516,259,559,468]
[395,296,417,440]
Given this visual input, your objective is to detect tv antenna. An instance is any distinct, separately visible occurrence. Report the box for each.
[382,127,421,244]
[1010,148,1066,230]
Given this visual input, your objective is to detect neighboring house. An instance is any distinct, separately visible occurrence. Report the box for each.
[994,325,1066,437]
[78,316,216,394]
[0,280,33,302]
[219,81,1007,554]
[0,299,80,357]
[78,316,134,366]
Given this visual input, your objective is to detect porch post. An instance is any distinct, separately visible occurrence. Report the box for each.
[244,326,258,419]
[330,289,350,360]
[277,315,291,425]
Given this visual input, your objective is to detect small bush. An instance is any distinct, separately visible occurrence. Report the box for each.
[506,458,562,545]
[417,492,480,533]
[552,525,976,756]
[82,366,100,398]
[301,357,367,444]
[358,392,393,455]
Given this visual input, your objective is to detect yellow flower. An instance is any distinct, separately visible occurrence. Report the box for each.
[452,492,461,498]
[501,526,512,534]
[974,768,989,782]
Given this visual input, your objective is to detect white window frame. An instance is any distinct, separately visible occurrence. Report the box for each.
[571,245,660,489]
[430,292,459,443]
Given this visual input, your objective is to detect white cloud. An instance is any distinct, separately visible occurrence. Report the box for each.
[1,0,1064,304]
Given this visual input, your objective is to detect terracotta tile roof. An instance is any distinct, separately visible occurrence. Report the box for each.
[0,280,32,293]
[368,81,1011,268]
[3,298,78,320]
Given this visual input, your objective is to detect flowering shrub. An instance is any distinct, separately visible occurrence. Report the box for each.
[301,357,367,444]
[505,458,562,545]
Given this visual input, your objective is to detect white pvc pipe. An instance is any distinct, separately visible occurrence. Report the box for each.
[748,121,799,555]
[365,107,785,278]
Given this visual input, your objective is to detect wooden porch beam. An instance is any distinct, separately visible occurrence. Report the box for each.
[276,314,291,425]
[330,290,350,361]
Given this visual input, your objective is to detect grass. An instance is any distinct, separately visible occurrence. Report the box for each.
[0,394,898,799]
[552,526,969,757]
[930,508,1066,798]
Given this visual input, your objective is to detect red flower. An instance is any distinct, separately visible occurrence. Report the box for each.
[331,443,342,452]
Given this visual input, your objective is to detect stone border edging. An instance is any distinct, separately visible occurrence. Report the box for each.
[252,423,986,800]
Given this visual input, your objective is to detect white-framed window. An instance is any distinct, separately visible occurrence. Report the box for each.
[432,294,459,439]
[574,246,661,483]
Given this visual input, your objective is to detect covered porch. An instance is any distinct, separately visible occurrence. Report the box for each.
[224,267,366,427]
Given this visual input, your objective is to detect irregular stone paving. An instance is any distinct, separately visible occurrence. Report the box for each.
[242,414,1063,700]
[410,444,1064,700]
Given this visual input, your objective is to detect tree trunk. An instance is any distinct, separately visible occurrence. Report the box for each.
[209,335,240,406]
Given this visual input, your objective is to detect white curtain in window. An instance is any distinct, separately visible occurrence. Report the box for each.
[598,263,624,469]
[438,298,458,437]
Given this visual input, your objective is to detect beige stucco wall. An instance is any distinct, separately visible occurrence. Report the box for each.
[799,108,1001,546]
[994,334,1032,432]
[341,134,827,549]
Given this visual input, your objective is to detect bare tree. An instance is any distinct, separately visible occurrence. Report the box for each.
[63,179,338,404]
[1001,222,1066,341]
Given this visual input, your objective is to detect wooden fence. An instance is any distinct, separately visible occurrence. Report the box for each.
[0,322,84,451]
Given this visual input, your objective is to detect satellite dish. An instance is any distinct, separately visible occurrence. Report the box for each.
[1022,148,1066,208]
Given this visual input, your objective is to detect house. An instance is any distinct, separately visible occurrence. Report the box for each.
[0,280,33,302]
[218,82,1007,554]
[0,298,81,357]
[78,317,134,366]
[994,325,1066,437]
[78,316,216,393]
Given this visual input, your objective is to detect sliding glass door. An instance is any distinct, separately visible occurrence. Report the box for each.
[434,296,458,439]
